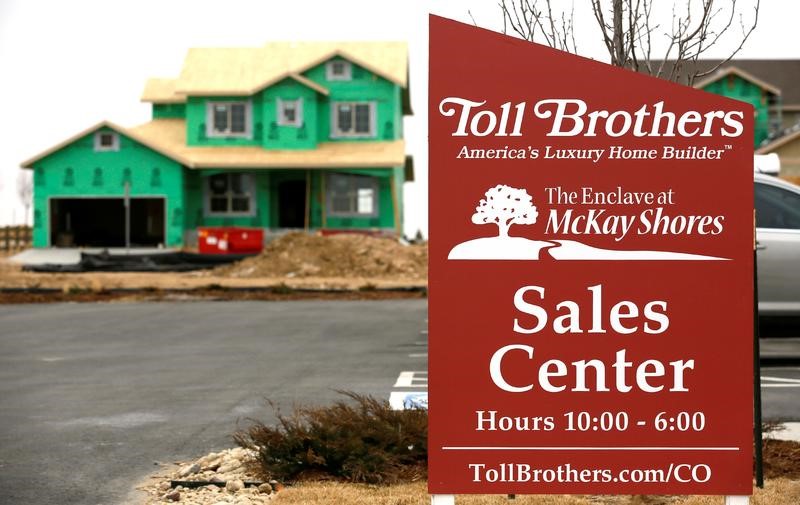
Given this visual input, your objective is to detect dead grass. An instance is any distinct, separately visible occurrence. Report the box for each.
[274,479,800,505]
[781,176,800,187]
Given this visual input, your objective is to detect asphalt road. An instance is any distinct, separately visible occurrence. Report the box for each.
[0,300,427,505]
[1,301,798,505]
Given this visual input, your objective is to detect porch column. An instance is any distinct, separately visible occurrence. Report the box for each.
[304,169,311,230]
[390,172,401,236]
[320,172,327,229]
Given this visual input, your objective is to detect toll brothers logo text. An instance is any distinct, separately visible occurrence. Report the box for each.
[439,98,745,162]
[448,185,726,261]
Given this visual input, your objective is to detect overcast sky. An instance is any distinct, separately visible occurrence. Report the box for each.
[0,0,791,236]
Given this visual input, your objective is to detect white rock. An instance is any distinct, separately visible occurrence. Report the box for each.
[203,457,222,470]
[226,479,244,493]
[178,463,201,477]
[217,461,241,474]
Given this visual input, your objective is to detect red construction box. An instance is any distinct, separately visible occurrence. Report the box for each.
[197,227,263,254]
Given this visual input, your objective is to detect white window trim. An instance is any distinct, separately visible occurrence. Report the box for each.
[93,132,120,152]
[326,173,379,218]
[277,98,303,127]
[325,59,352,81]
[204,173,257,217]
[206,100,252,139]
[330,101,377,139]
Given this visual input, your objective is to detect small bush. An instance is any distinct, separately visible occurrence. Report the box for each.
[271,282,294,295]
[234,392,427,484]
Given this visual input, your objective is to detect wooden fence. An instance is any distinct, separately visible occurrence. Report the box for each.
[1,226,32,252]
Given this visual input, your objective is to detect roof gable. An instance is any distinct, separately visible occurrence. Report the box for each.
[21,121,189,168]
[257,73,329,95]
[656,59,800,104]
[757,127,800,154]
[694,66,781,96]
[173,42,408,96]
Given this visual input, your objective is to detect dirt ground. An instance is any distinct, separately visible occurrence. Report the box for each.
[0,234,428,303]
[216,232,427,280]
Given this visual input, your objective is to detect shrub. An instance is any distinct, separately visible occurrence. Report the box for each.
[234,392,427,484]
[271,282,294,295]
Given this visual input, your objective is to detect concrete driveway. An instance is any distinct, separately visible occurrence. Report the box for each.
[9,248,177,266]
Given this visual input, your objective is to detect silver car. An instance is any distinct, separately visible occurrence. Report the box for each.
[755,172,800,315]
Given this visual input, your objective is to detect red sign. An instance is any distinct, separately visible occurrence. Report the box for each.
[428,16,754,495]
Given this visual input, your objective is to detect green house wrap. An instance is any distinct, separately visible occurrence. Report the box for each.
[22,42,413,248]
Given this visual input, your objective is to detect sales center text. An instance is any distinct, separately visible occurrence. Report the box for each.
[488,284,691,397]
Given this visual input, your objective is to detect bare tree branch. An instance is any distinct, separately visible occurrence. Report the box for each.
[491,0,760,83]
[467,9,478,27]
[16,171,33,227]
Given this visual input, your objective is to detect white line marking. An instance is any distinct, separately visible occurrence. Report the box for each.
[393,371,428,388]
[408,353,428,358]
[762,376,800,384]
[763,384,800,388]
[442,446,740,451]
[420,330,428,335]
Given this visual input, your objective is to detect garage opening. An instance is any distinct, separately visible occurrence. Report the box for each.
[50,198,165,247]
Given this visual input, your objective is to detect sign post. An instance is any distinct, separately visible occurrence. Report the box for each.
[428,16,754,502]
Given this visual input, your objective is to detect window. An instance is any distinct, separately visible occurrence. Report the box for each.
[94,132,119,151]
[331,102,376,138]
[277,98,303,127]
[325,59,352,81]
[207,102,250,137]
[206,173,255,215]
[327,173,378,217]
[755,182,800,230]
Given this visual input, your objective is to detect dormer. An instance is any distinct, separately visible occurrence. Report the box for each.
[259,74,329,149]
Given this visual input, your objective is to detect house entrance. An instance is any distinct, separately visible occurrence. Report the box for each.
[277,180,307,228]
[50,198,166,247]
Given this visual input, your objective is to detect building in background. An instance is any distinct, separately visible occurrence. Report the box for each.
[21,42,413,248]
[662,59,800,176]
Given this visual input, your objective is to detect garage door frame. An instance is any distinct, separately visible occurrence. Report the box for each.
[47,195,168,248]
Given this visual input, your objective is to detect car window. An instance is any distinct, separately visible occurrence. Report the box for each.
[755,182,800,230]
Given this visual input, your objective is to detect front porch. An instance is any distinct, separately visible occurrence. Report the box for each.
[182,168,404,247]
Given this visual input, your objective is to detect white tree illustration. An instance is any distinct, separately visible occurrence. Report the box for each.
[471,185,538,237]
